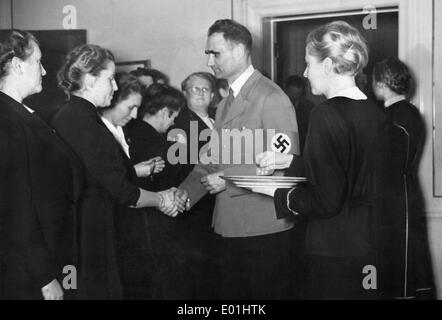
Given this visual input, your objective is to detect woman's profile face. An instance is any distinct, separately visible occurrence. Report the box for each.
[107,92,141,127]
[21,40,46,97]
[303,50,326,96]
[93,61,118,107]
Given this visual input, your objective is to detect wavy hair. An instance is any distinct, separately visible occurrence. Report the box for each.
[57,44,115,98]
[0,29,38,80]
[373,57,412,95]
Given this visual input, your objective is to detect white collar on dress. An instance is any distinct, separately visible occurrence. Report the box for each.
[329,86,367,100]
[22,104,35,114]
[384,95,406,108]
[230,65,255,98]
[100,116,130,158]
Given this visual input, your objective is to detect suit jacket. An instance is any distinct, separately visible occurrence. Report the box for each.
[180,70,300,237]
[0,91,83,299]
[52,95,140,299]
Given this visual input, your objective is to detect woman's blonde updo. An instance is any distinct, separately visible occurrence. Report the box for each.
[57,44,115,98]
[306,21,369,76]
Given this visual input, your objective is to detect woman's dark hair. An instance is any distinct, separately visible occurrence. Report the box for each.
[57,44,115,98]
[130,67,169,85]
[0,29,38,80]
[108,72,142,109]
[373,57,412,95]
[138,83,185,119]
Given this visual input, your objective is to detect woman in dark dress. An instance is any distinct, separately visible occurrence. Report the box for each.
[52,44,186,299]
[100,73,165,299]
[0,30,83,299]
[126,83,206,299]
[163,72,219,298]
[252,21,398,299]
[372,57,435,299]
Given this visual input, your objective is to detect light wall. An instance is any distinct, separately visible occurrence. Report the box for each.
[7,0,231,87]
[0,0,12,28]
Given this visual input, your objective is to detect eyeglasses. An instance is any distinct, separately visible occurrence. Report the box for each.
[187,87,211,94]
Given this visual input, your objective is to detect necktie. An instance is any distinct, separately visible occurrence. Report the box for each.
[221,88,234,119]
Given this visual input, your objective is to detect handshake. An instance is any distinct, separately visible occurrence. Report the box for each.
[156,188,191,217]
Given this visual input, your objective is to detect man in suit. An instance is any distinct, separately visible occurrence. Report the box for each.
[176,19,300,299]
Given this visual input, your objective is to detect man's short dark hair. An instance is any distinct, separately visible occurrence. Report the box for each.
[208,19,252,54]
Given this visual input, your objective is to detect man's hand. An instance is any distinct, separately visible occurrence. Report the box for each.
[201,171,226,194]
[158,188,179,217]
[41,279,64,300]
[255,151,294,173]
[175,188,191,211]
[157,187,190,216]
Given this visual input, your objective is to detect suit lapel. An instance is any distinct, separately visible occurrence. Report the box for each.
[217,70,262,127]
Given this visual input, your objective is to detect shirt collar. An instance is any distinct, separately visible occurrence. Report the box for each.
[230,65,255,98]
[329,86,367,100]
[384,95,406,108]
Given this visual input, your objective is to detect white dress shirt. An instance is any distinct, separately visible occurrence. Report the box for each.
[230,65,255,97]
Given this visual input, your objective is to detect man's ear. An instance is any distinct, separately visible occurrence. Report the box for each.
[323,57,334,75]
[232,42,246,60]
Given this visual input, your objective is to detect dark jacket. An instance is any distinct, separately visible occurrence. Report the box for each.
[0,91,83,299]
[275,97,389,257]
[52,95,140,299]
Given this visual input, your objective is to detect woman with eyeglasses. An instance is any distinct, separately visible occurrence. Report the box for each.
[161,71,220,298]
[52,44,186,299]
[168,72,216,182]
[0,30,83,299]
